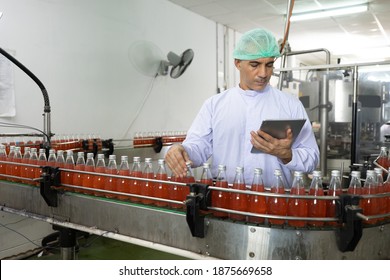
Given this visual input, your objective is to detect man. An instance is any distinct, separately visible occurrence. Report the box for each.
[165,28,319,187]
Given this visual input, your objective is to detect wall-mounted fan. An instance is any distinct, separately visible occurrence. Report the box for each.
[128,40,194,79]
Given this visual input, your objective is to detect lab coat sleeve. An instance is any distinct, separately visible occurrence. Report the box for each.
[181,99,213,167]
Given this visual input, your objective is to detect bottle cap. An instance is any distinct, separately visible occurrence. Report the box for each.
[351,170,360,178]
[203,162,210,168]
[274,169,282,176]
[121,155,129,161]
[312,170,321,177]
[158,158,165,164]
[294,170,303,176]
[109,154,116,160]
[331,170,340,177]
[97,153,104,159]
[254,168,263,175]
[235,166,244,172]
[218,164,226,171]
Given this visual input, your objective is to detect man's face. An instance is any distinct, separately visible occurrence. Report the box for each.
[235,57,275,91]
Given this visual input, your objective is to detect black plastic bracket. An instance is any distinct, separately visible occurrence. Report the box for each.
[153,137,163,153]
[335,194,363,252]
[39,166,61,207]
[185,183,211,238]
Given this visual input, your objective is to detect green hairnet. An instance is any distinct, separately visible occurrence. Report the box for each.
[233,28,280,60]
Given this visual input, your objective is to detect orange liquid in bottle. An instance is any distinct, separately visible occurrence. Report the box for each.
[93,166,106,196]
[73,165,85,192]
[62,162,74,191]
[170,175,181,209]
[140,171,154,205]
[267,186,287,225]
[248,183,266,224]
[229,182,248,221]
[104,169,117,199]
[180,176,194,204]
[326,189,342,226]
[308,188,326,226]
[130,170,142,202]
[117,169,130,201]
[155,173,168,207]
[82,165,95,195]
[0,155,6,180]
[287,186,308,227]
[362,186,379,225]
[212,180,229,218]
[377,157,389,170]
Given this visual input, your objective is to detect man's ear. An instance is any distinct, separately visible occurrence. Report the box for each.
[234,59,241,70]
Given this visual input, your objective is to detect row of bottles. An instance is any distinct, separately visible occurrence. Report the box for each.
[1,144,389,226]
[0,134,103,155]
[133,131,187,147]
[213,165,390,227]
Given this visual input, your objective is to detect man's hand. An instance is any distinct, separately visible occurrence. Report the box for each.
[250,128,293,164]
[165,144,191,177]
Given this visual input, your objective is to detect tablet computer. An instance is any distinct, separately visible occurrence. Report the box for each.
[251,119,306,153]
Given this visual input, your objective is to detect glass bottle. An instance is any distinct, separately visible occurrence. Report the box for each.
[21,146,31,184]
[0,144,7,180]
[212,164,229,218]
[181,161,195,203]
[130,156,142,202]
[362,170,379,225]
[55,150,65,168]
[35,148,47,186]
[155,159,168,207]
[6,145,15,181]
[308,170,326,227]
[200,162,213,186]
[73,151,85,192]
[229,166,247,221]
[374,167,386,221]
[28,148,38,185]
[377,146,389,170]
[267,169,287,225]
[93,153,106,196]
[47,149,57,167]
[83,152,95,195]
[12,146,22,182]
[385,168,390,221]
[104,154,117,199]
[62,150,75,190]
[54,150,65,189]
[141,158,154,205]
[117,155,131,201]
[248,167,266,224]
[326,170,342,226]
[348,171,362,195]
[287,170,308,227]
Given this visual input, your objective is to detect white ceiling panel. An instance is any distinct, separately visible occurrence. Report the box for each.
[168,0,390,64]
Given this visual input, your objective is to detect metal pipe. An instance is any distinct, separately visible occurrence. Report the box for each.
[285,48,331,64]
[320,72,329,176]
[351,65,359,164]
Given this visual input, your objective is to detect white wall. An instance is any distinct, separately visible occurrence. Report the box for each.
[0,0,217,141]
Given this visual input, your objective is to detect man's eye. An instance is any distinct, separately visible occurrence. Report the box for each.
[250,63,259,67]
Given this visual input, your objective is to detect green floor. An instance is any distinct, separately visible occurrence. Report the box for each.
[27,234,189,260]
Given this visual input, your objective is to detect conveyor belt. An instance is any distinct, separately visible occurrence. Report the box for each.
[1,179,389,260]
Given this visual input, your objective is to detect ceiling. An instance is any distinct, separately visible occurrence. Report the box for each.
[168,0,390,65]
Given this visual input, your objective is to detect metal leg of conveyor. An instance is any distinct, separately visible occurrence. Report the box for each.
[54,225,77,260]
